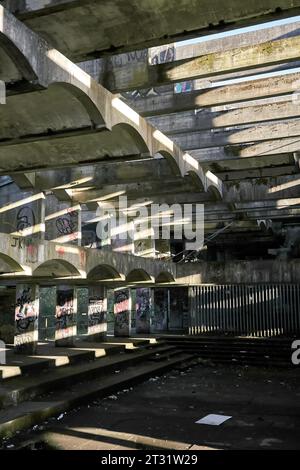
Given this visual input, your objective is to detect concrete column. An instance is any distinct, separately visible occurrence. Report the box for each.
[136,287,152,334]
[55,285,77,347]
[87,285,107,340]
[169,287,189,331]
[114,288,132,337]
[152,288,169,332]
[14,284,39,355]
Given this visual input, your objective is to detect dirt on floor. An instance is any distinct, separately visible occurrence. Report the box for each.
[2,362,300,450]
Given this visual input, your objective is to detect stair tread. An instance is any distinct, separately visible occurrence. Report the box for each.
[0,352,193,436]
[0,345,177,401]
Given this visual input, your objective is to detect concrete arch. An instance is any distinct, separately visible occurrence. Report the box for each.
[0,252,25,274]
[32,259,82,278]
[0,28,37,82]
[0,6,223,196]
[207,184,223,201]
[205,171,223,199]
[88,264,124,281]
[49,82,106,128]
[111,122,150,157]
[155,271,176,284]
[0,85,103,142]
[126,269,154,283]
[184,170,205,192]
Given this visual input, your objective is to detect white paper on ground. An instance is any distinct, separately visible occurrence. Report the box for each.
[195,414,232,426]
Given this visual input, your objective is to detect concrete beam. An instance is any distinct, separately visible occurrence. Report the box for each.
[3,0,300,60]
[190,137,300,163]
[216,165,298,180]
[103,35,300,92]
[148,99,300,133]
[128,72,300,116]
[172,119,300,149]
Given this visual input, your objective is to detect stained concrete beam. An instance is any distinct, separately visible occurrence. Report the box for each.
[102,35,300,92]
[148,99,300,133]
[190,137,300,163]
[3,0,300,60]
[129,72,300,116]
[171,119,300,149]
[216,165,298,180]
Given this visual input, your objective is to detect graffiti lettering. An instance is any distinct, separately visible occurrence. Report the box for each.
[15,287,38,333]
[16,207,36,232]
[56,211,78,235]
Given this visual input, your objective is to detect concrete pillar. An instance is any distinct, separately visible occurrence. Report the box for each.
[0,286,15,346]
[76,287,88,335]
[136,287,152,334]
[55,285,77,347]
[152,288,169,332]
[87,285,107,340]
[169,287,189,331]
[14,284,39,355]
[114,288,132,337]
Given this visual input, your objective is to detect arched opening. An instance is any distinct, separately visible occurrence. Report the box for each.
[88,264,124,282]
[32,259,81,278]
[111,122,150,157]
[0,253,24,274]
[126,269,153,283]
[155,271,176,284]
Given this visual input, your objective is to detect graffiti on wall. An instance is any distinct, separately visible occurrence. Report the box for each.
[114,289,130,336]
[55,287,76,342]
[14,285,39,352]
[16,207,36,232]
[136,288,151,334]
[10,236,39,263]
[153,288,168,331]
[88,287,107,336]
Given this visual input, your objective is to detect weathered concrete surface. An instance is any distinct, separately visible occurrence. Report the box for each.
[98,35,300,92]
[177,259,300,284]
[171,119,300,149]
[129,72,300,116]
[2,0,300,60]
[0,6,222,197]
[148,100,300,134]
[190,138,300,163]
[5,364,300,450]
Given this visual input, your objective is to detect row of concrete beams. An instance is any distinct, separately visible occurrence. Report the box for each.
[94,35,300,93]
[128,72,300,116]
[0,5,222,198]
[2,0,300,60]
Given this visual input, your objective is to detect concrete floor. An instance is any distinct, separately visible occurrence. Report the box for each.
[2,362,300,450]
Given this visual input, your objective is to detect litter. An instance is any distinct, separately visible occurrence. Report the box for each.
[108,395,118,400]
[57,413,64,421]
[195,414,232,426]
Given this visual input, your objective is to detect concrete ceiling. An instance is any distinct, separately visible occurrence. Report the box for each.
[2,0,300,61]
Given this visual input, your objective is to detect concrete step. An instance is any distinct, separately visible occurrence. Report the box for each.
[163,337,294,367]
[0,344,176,408]
[0,337,163,381]
[0,351,194,439]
